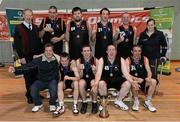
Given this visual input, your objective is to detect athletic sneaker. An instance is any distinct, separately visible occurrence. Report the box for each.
[53,106,65,117]
[49,105,56,112]
[72,104,79,115]
[132,100,139,111]
[114,99,129,111]
[91,102,98,114]
[32,104,43,112]
[80,102,88,114]
[144,100,157,112]
[109,91,118,97]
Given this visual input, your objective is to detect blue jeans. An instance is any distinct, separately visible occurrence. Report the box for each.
[30,79,57,106]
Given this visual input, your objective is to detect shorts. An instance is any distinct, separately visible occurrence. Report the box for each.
[101,77,126,90]
[61,80,73,89]
[139,80,149,94]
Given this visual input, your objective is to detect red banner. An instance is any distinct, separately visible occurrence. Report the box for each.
[0,10,150,41]
[0,15,9,40]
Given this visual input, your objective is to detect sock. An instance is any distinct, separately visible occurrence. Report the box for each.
[59,101,64,107]
[146,96,152,101]
[134,97,139,102]
[92,100,97,103]
[73,100,78,105]
[82,99,87,103]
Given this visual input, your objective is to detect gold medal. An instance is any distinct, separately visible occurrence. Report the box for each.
[104,36,107,39]
[110,73,113,77]
[77,34,80,38]
[86,74,89,78]
[52,31,54,35]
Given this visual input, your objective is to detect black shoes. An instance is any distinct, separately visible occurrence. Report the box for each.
[91,102,98,114]
[80,102,88,114]
[27,97,33,104]
[80,102,98,114]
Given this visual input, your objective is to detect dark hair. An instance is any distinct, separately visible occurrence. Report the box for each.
[81,44,92,52]
[132,45,142,50]
[60,52,70,59]
[147,18,156,25]
[49,5,57,12]
[72,7,82,14]
[100,7,110,15]
[23,8,33,14]
[44,43,54,50]
[106,44,115,51]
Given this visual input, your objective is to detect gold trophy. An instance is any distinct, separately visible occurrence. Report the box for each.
[99,96,109,118]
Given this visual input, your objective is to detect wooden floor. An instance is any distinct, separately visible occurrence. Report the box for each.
[0,62,180,122]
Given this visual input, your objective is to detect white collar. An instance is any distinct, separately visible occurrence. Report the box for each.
[42,54,56,62]
[23,21,32,30]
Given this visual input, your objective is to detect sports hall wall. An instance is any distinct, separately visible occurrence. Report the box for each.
[0,0,180,62]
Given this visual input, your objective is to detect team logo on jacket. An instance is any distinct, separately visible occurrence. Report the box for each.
[98,28,102,32]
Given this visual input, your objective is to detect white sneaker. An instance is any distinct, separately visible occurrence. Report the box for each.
[144,100,157,112]
[132,100,139,111]
[109,91,118,97]
[114,99,129,111]
[50,105,56,112]
[72,104,79,115]
[32,104,43,112]
[53,106,65,117]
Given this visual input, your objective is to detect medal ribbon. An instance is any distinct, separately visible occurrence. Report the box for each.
[62,66,69,75]
[107,59,114,76]
[84,62,91,76]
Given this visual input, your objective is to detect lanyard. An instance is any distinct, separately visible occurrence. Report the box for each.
[84,61,91,74]
[107,59,114,74]
[62,66,69,75]
[51,20,58,29]
[101,22,108,39]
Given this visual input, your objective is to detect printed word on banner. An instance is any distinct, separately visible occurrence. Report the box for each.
[1,9,150,41]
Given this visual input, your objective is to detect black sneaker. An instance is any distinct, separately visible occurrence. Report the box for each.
[80,102,88,114]
[91,102,98,114]
[27,98,33,104]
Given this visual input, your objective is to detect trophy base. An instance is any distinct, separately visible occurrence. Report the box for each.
[99,111,109,118]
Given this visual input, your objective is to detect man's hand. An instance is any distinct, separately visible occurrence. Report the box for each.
[116,32,125,43]
[131,81,140,91]
[91,82,98,94]
[51,37,60,44]
[20,58,26,64]
[145,77,151,83]
[64,75,69,81]
[8,66,15,73]
[115,27,120,34]
[91,65,96,72]
[43,27,54,33]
